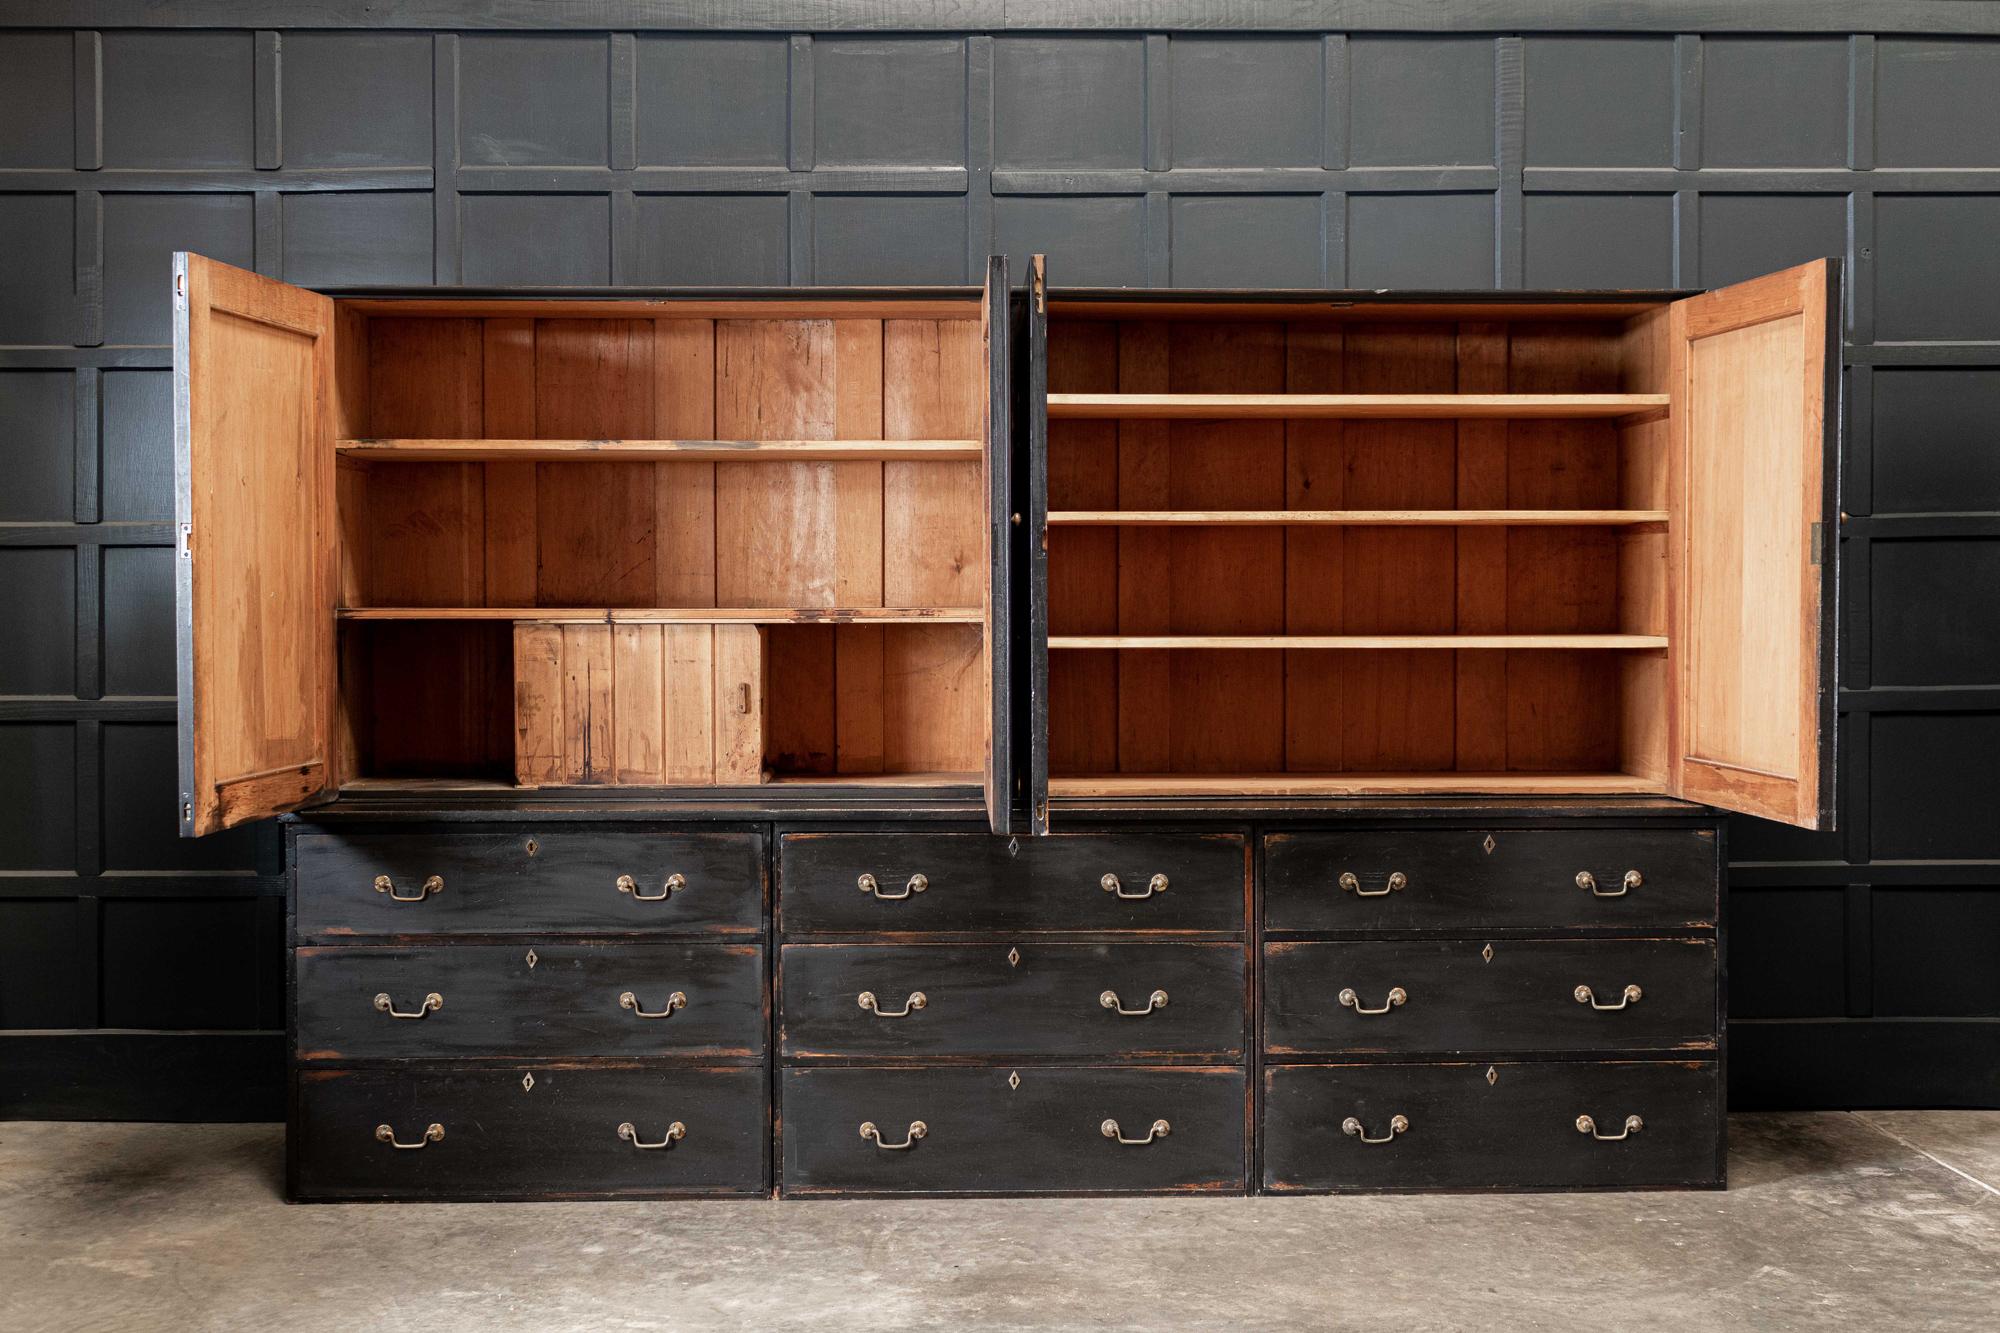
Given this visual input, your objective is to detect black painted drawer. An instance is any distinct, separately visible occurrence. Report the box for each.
[1264,827,1716,933]
[779,943,1245,1060]
[294,828,764,938]
[1263,1060,1721,1191]
[780,1066,1245,1195]
[778,832,1247,935]
[294,1064,767,1200]
[296,943,765,1060]
[1264,938,1716,1055]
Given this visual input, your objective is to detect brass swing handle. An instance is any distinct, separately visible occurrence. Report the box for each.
[1101,1118,1171,1146]
[1339,985,1408,1016]
[1339,871,1407,897]
[375,1122,444,1150]
[1574,983,1643,1011]
[619,990,687,1019]
[858,990,927,1018]
[1101,872,1168,900]
[1100,988,1169,1016]
[860,1119,926,1150]
[618,1120,686,1150]
[1342,1114,1409,1145]
[617,873,687,902]
[859,873,928,901]
[373,991,443,1020]
[374,873,443,903]
[1577,1113,1644,1141]
[1577,869,1644,898]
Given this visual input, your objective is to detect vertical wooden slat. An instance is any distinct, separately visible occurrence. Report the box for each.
[1116,320,1171,773]
[1045,320,1119,777]
[535,319,656,606]
[663,624,716,783]
[559,623,613,784]
[835,624,886,773]
[483,318,538,606]
[654,318,717,607]
[713,624,766,784]
[883,625,982,775]
[1455,323,1510,772]
[884,318,981,607]
[512,623,564,786]
[612,623,665,783]
[1284,323,1345,772]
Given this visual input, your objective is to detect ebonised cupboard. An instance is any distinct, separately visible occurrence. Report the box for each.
[171,251,1838,1199]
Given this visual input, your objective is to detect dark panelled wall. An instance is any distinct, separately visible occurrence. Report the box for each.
[2,2,1997,1118]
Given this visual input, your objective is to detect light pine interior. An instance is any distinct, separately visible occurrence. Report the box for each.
[328,299,991,789]
[1043,303,1674,797]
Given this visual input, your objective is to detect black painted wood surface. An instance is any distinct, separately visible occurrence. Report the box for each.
[777,832,1249,935]
[1263,827,1718,934]
[1263,937,1717,1056]
[295,943,766,1061]
[780,1065,1246,1195]
[779,942,1245,1061]
[293,1064,768,1200]
[295,828,764,938]
[1262,1060,1722,1191]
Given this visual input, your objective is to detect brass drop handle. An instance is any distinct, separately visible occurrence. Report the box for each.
[620,990,687,1019]
[1339,871,1407,897]
[859,873,928,901]
[375,1122,444,1150]
[1342,1114,1409,1145]
[373,991,443,1020]
[1100,988,1169,1017]
[1577,1113,1644,1142]
[374,873,443,902]
[1577,869,1643,898]
[1101,1118,1171,1146]
[618,872,686,902]
[618,1120,686,1150]
[1574,983,1643,1011]
[1339,985,1408,1016]
[860,1120,926,1150]
[858,990,927,1018]
[1101,872,1168,900]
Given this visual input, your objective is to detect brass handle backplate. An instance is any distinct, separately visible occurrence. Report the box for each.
[620,990,687,1019]
[1339,985,1408,1016]
[1577,1113,1644,1141]
[1574,983,1643,1011]
[1101,872,1168,900]
[618,1120,686,1150]
[1576,869,1643,898]
[1342,1114,1409,1145]
[1101,1118,1171,1145]
[374,874,442,903]
[858,990,927,1018]
[1339,871,1407,897]
[618,872,686,902]
[859,873,928,901]
[373,991,443,1020]
[375,1122,444,1150]
[860,1120,926,1150]
[1100,988,1169,1017]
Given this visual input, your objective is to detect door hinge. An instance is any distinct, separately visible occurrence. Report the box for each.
[178,523,193,560]
[1809,521,1824,567]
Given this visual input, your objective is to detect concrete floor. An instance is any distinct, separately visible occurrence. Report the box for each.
[1,1114,1996,1332]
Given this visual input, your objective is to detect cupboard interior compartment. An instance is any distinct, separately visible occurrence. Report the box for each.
[1042,302,1673,798]
[325,297,994,795]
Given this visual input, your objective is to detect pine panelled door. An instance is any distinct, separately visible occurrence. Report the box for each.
[168,246,1835,1197]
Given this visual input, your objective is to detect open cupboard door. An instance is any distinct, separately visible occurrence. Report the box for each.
[1025,255,1050,835]
[1669,258,1840,829]
[984,254,1017,834]
[174,252,338,836]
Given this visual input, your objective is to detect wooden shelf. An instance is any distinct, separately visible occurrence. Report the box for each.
[339,607,984,624]
[1047,509,1669,527]
[336,438,983,463]
[1045,393,1669,421]
[1047,634,1668,650]
[1048,772,1669,797]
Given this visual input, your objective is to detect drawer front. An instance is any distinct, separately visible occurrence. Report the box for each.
[1264,938,1716,1055]
[1264,828,1716,933]
[1263,1060,1721,1191]
[294,1064,767,1199]
[778,833,1247,935]
[296,943,765,1060]
[781,1066,1245,1194]
[780,943,1245,1060]
[295,828,764,938]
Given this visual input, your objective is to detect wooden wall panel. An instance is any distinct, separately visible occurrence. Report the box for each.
[654,319,719,608]
[1454,323,1510,771]
[1045,320,1120,776]
[884,319,984,608]
[482,318,539,606]
[1283,323,1346,772]
[535,320,657,607]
